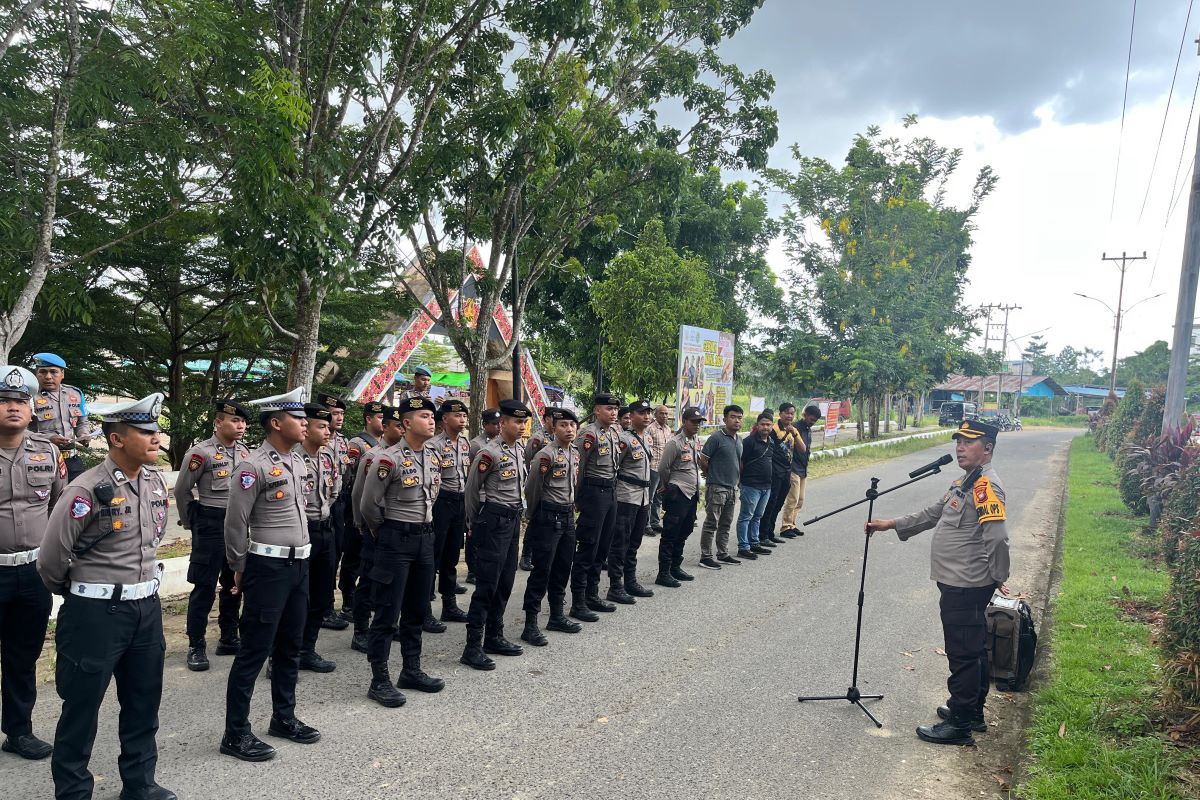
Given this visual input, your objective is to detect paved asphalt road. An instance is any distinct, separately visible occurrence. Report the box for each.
[4,428,1078,800]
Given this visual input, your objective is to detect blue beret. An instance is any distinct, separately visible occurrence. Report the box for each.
[32,352,66,369]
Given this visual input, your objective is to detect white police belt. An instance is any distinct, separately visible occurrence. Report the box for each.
[70,573,162,601]
[248,541,311,560]
[0,548,39,566]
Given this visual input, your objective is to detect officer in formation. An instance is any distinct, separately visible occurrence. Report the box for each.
[460,400,529,670]
[31,353,91,481]
[294,403,341,673]
[348,405,408,652]
[519,406,582,647]
[865,419,1010,746]
[175,400,251,672]
[0,366,63,763]
[338,400,385,621]
[359,396,445,706]
[465,407,501,584]
[518,407,556,573]
[39,392,175,800]
[570,392,622,621]
[221,388,320,763]
[428,398,471,626]
[608,399,655,603]
[316,393,352,632]
[655,406,705,588]
[396,365,433,404]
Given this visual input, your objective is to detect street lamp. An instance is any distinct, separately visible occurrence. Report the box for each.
[1074,291,1165,393]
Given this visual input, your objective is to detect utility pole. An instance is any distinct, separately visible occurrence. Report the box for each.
[979,304,1000,408]
[510,201,523,404]
[1164,39,1200,432]
[1100,251,1147,394]
[992,304,1020,412]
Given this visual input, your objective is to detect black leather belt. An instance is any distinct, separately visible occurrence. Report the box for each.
[539,502,573,514]
[616,474,650,487]
[437,489,464,500]
[380,520,433,536]
[481,502,521,519]
[582,477,615,489]
[307,518,333,532]
[195,504,227,520]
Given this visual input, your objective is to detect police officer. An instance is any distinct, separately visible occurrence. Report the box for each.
[338,400,385,621]
[316,393,352,632]
[221,388,320,763]
[175,400,251,672]
[655,406,704,588]
[31,353,90,481]
[465,407,501,585]
[39,392,175,800]
[608,399,655,603]
[397,365,433,404]
[865,419,1011,746]
[518,408,555,573]
[294,403,341,673]
[460,399,529,670]
[569,392,622,621]
[359,396,445,706]
[428,398,471,625]
[0,366,63,762]
[348,406,406,653]
[520,407,582,646]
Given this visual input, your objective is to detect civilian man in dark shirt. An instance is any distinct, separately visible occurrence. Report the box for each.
[736,413,776,560]
[698,405,743,569]
[780,404,821,538]
[759,402,801,546]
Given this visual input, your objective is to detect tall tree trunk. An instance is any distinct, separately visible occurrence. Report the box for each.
[868,394,880,439]
[914,390,925,426]
[465,339,489,438]
[883,393,891,433]
[289,278,326,395]
[0,0,79,362]
[855,392,865,441]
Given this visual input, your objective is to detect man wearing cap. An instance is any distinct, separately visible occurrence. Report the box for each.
[31,353,90,481]
[569,392,622,621]
[697,404,744,570]
[0,366,64,762]
[175,400,252,672]
[336,400,385,622]
[315,393,352,632]
[294,403,342,673]
[221,387,320,763]
[608,399,655,602]
[397,366,433,404]
[429,398,471,626]
[349,405,406,653]
[864,419,1011,746]
[520,407,582,646]
[655,406,704,588]
[358,396,444,706]
[779,404,821,538]
[465,407,501,585]
[39,392,176,800]
[460,399,529,670]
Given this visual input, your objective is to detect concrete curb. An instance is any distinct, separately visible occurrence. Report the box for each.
[809,429,948,460]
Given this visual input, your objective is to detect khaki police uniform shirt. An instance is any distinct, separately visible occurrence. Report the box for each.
[468,433,492,461]
[174,436,251,526]
[657,431,700,499]
[293,443,340,522]
[616,429,652,506]
[894,463,1011,588]
[351,442,392,529]
[466,438,524,521]
[525,442,577,514]
[360,439,441,529]
[0,433,66,552]
[331,431,351,478]
[223,442,309,572]
[39,456,170,593]
[343,431,379,497]
[429,431,470,494]
[577,422,621,481]
[524,432,548,465]
[34,385,89,446]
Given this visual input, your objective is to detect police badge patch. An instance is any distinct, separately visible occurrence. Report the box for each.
[70,496,92,519]
[239,471,256,490]
[188,454,204,472]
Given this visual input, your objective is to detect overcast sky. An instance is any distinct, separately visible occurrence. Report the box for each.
[719,0,1195,369]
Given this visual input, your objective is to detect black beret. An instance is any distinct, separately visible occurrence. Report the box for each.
[362,401,385,418]
[592,392,622,408]
[499,399,530,419]
[303,402,333,421]
[400,396,436,416]
[618,406,631,417]
[316,392,346,410]
[547,406,579,424]
[628,399,652,413]
[382,405,402,424]
[214,399,251,421]
[440,398,469,414]
[481,408,502,424]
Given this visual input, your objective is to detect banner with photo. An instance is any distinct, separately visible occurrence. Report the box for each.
[676,325,735,426]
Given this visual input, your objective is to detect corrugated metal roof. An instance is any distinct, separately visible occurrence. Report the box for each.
[1061,384,1126,399]
[934,374,1067,396]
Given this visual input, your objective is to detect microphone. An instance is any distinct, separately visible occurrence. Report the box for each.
[908,453,953,479]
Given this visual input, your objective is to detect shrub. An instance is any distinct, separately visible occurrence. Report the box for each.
[1115,446,1149,515]
[1165,530,1200,706]
[1131,385,1165,440]
[1162,452,1200,566]
[1104,379,1145,459]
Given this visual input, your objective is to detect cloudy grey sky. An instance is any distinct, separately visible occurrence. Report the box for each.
[720,0,1193,366]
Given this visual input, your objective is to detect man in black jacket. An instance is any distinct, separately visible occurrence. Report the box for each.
[736,413,776,560]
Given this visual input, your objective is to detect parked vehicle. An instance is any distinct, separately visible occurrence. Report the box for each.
[995,413,1023,432]
[938,401,979,427]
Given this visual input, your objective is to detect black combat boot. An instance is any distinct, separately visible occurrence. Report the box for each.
[441,595,469,623]
[670,564,694,582]
[186,645,209,672]
[624,579,654,598]
[546,601,582,633]
[520,611,548,646]
[483,627,524,656]
[214,632,240,656]
[460,627,496,671]
[398,657,445,693]
[606,582,636,604]
[569,591,599,622]
[118,783,178,800]
[937,703,987,733]
[368,662,406,707]
[320,610,348,630]
[422,613,447,634]
[351,629,369,653]
[655,569,681,588]
[916,710,976,745]
[585,591,616,612]
[519,539,533,572]
[298,649,336,672]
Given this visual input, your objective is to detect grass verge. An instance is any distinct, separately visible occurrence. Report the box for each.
[810,431,953,479]
[1021,416,1090,428]
[1016,436,1187,799]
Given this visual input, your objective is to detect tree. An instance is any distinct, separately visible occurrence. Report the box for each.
[591,219,719,398]
[1114,340,1170,387]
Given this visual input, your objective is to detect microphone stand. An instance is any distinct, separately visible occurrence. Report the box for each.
[796,465,948,727]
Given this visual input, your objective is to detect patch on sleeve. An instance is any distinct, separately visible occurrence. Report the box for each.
[69,495,92,519]
[538,455,550,475]
[478,453,493,473]
[348,446,361,461]
[376,458,394,480]
[973,477,1006,523]
[188,453,204,472]
[57,452,66,479]
[239,470,256,490]
[582,432,595,450]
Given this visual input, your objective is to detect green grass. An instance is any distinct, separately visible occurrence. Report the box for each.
[1016,437,1186,799]
[809,431,953,478]
[1021,415,1090,428]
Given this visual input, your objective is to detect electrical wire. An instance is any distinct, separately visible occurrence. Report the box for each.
[1110,0,1139,222]
[1138,0,1194,222]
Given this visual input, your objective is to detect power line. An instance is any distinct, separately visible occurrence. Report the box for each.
[1139,0,1194,222]
[1110,0,1139,222]
[1166,69,1200,227]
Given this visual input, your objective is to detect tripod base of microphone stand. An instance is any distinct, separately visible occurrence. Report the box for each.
[797,686,884,728]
